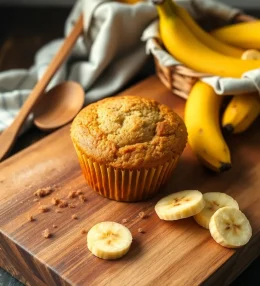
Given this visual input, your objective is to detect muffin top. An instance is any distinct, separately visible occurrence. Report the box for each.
[71,95,187,169]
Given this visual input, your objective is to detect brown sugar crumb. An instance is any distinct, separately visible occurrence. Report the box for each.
[138,228,145,233]
[122,219,128,223]
[68,191,77,199]
[34,187,54,197]
[68,203,76,208]
[33,198,39,202]
[52,224,58,229]
[55,209,62,213]
[72,214,78,220]
[79,195,87,202]
[42,228,52,238]
[58,200,68,208]
[39,205,49,213]
[138,212,146,219]
[81,229,87,235]
[76,190,83,196]
[27,215,35,222]
[51,197,60,206]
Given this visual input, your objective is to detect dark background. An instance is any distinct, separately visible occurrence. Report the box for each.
[0,5,259,286]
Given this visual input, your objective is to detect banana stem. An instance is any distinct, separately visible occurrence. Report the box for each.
[153,0,176,19]
[152,0,165,4]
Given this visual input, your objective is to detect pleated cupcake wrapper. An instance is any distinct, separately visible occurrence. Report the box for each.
[73,142,179,202]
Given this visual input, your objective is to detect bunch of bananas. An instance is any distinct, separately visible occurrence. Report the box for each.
[153,0,260,172]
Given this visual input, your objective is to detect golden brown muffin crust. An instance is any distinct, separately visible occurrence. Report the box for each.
[70,96,187,169]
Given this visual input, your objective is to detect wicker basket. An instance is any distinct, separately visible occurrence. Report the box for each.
[154,13,257,99]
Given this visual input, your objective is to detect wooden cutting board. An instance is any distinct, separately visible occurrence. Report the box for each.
[1,76,260,286]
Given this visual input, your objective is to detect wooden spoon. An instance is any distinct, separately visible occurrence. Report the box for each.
[0,15,84,162]
[33,81,85,132]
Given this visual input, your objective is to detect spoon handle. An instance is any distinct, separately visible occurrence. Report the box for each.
[0,15,84,162]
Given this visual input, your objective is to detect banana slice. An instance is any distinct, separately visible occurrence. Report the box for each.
[155,190,205,220]
[209,207,252,248]
[87,221,132,260]
[194,192,239,229]
[241,49,260,60]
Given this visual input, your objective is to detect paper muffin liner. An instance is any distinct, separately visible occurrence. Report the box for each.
[73,142,179,202]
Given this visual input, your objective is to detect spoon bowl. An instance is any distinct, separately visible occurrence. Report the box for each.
[33,81,85,131]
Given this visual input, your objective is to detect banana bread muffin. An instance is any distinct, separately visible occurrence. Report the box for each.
[70,95,187,202]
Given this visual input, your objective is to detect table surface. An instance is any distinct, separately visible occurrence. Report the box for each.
[0,4,260,286]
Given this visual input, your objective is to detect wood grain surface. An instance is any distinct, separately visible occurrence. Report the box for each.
[0,76,260,286]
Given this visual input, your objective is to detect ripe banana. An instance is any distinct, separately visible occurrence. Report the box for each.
[222,49,260,134]
[152,0,260,78]
[209,207,252,248]
[184,81,231,172]
[222,93,260,134]
[194,192,239,229]
[87,221,132,260]
[170,1,243,57]
[155,190,205,220]
[211,21,260,50]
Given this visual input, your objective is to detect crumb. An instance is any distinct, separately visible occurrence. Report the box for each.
[76,190,83,196]
[81,229,87,235]
[28,215,34,222]
[122,219,128,223]
[34,187,54,197]
[138,228,145,233]
[72,214,78,220]
[39,205,49,213]
[33,198,39,202]
[51,197,60,205]
[138,212,146,219]
[68,191,77,199]
[68,203,76,208]
[42,228,52,238]
[55,209,62,213]
[79,195,87,202]
[58,200,68,208]
[52,224,58,229]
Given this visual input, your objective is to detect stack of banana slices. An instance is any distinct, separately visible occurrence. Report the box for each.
[155,190,252,248]
[86,191,251,261]
[153,0,260,172]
